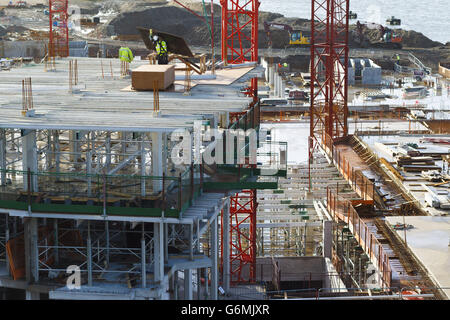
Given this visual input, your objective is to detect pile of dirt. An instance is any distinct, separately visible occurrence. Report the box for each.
[99,4,297,49]
[101,6,200,34]
[99,3,442,50]
[396,30,442,48]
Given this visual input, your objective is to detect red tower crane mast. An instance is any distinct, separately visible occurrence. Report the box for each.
[220,0,260,284]
[309,0,349,189]
[220,0,259,65]
[48,0,69,58]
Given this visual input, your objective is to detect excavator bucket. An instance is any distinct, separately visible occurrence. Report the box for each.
[137,27,194,58]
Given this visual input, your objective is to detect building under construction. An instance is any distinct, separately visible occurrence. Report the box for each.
[0,0,449,301]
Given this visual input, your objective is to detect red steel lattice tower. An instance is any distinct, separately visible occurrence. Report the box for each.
[223,190,257,283]
[49,0,69,58]
[309,0,349,187]
[220,0,260,65]
[220,1,260,284]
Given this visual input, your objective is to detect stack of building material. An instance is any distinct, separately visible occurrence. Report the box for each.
[396,156,439,172]
[131,65,175,91]
[422,184,450,210]
[397,144,421,157]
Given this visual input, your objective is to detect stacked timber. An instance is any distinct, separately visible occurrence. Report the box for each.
[396,156,439,172]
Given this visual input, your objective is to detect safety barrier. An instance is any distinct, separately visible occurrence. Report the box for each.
[0,167,196,218]
[322,134,375,203]
[327,189,392,289]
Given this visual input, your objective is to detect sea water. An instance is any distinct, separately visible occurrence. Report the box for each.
[210,0,449,44]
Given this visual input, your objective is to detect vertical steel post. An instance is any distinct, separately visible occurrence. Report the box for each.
[211,217,218,300]
[105,220,110,266]
[141,223,146,288]
[87,221,93,286]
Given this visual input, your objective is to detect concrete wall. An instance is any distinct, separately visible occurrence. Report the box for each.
[348,58,382,86]
[323,258,348,293]
[348,66,355,86]
[69,41,88,57]
[0,40,89,58]
[0,40,46,58]
[362,66,382,85]
[239,257,326,283]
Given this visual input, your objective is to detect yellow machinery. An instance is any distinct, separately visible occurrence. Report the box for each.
[264,21,310,48]
[289,31,310,45]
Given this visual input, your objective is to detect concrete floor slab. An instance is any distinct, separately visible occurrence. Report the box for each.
[386,216,450,299]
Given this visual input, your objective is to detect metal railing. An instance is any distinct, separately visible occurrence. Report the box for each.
[0,167,194,217]
[227,285,446,300]
[327,189,392,289]
[322,134,375,202]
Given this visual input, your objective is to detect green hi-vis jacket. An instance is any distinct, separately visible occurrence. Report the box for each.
[119,47,134,63]
[156,41,168,55]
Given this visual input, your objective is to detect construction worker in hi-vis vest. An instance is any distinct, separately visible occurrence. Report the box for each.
[119,47,134,63]
[149,30,168,65]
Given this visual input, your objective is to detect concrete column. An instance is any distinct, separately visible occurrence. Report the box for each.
[174,271,179,300]
[197,268,202,300]
[86,151,92,196]
[210,217,218,300]
[162,133,168,175]
[278,74,282,97]
[164,223,169,264]
[280,77,285,98]
[140,138,146,196]
[196,219,201,252]
[204,268,209,300]
[151,132,163,193]
[105,132,111,170]
[120,132,127,162]
[24,219,31,282]
[222,200,230,292]
[25,291,40,300]
[184,269,193,300]
[45,130,51,170]
[323,220,332,259]
[269,66,275,88]
[274,73,278,96]
[22,130,38,191]
[264,59,269,82]
[154,222,164,284]
[303,224,307,256]
[30,218,38,283]
[24,218,38,284]
[69,131,77,163]
[0,129,6,185]
[169,271,175,299]
[54,131,60,173]
[273,72,278,96]
[189,223,194,261]
[101,44,106,58]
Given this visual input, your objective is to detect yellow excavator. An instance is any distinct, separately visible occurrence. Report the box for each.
[264,21,310,48]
